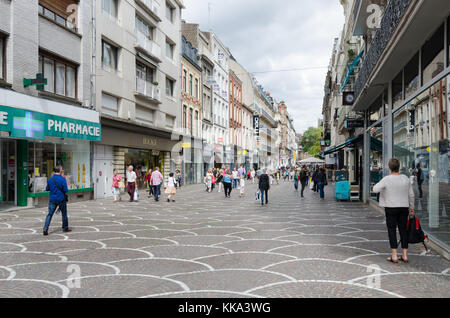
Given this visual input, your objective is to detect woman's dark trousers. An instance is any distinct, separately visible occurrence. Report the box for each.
[385,207,409,249]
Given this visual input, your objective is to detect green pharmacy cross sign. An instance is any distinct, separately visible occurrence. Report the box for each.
[23,73,47,91]
[13,111,45,139]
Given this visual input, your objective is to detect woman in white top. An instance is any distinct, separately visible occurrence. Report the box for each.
[373,158,415,264]
[165,173,177,202]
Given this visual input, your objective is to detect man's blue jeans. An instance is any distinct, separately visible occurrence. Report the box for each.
[261,189,268,204]
[44,201,68,231]
[233,179,238,188]
[318,182,325,198]
[154,184,161,200]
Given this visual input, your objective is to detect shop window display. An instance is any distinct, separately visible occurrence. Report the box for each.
[394,77,449,247]
[28,138,91,193]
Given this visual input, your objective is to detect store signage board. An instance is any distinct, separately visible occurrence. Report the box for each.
[0,105,101,141]
[344,120,364,129]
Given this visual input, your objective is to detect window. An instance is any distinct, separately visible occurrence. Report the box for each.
[165,2,174,23]
[166,41,174,60]
[136,61,154,82]
[166,77,174,97]
[189,108,193,136]
[195,78,199,99]
[39,52,77,98]
[195,110,199,137]
[0,35,4,80]
[102,0,118,19]
[392,71,403,109]
[422,23,445,85]
[404,52,419,99]
[102,40,118,70]
[183,70,187,92]
[189,74,193,96]
[102,92,119,116]
[136,15,153,40]
[183,106,187,132]
[39,1,78,30]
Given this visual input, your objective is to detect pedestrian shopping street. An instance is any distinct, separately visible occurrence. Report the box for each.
[0,181,449,298]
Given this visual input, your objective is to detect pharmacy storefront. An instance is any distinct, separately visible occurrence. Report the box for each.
[0,103,100,209]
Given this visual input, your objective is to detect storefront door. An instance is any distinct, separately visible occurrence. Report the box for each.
[1,140,16,206]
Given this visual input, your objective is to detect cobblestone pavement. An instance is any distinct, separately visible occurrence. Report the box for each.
[0,181,449,298]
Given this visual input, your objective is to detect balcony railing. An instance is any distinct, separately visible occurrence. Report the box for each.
[135,31,162,61]
[354,0,412,100]
[136,77,161,102]
[137,0,161,21]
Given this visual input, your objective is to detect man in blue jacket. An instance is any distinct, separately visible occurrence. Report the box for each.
[43,166,71,236]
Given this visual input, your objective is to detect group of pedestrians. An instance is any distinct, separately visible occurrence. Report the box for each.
[205,166,249,198]
[41,157,419,267]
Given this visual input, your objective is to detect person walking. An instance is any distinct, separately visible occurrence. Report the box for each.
[312,168,319,193]
[238,165,245,179]
[251,169,256,184]
[217,170,224,193]
[373,158,415,264]
[300,165,309,198]
[259,169,270,206]
[43,166,71,236]
[239,175,246,198]
[223,170,233,198]
[126,165,137,202]
[294,169,300,191]
[317,168,328,199]
[150,167,163,202]
[165,172,177,202]
[205,170,213,193]
[414,163,424,199]
[112,169,122,203]
[145,169,153,198]
[232,168,239,189]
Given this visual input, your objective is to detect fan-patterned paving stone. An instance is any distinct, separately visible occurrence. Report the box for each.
[59,248,151,263]
[168,270,291,293]
[195,252,295,270]
[22,240,104,253]
[99,238,176,249]
[348,254,450,274]
[264,259,374,282]
[112,258,211,276]
[270,244,376,261]
[0,280,67,298]
[215,239,298,253]
[65,275,185,298]
[146,291,255,298]
[131,229,195,239]
[0,242,25,252]
[11,262,118,282]
[351,274,450,298]
[141,245,232,260]
[0,182,449,298]
[249,281,398,298]
[226,230,301,240]
[0,252,64,266]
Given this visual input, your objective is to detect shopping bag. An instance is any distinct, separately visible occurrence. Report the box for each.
[309,181,314,190]
[134,189,139,201]
[255,189,260,200]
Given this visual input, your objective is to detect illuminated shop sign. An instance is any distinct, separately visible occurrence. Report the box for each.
[0,105,101,141]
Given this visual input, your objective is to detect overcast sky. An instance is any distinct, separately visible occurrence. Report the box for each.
[181,0,345,134]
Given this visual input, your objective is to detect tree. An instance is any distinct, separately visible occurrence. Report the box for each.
[301,127,323,157]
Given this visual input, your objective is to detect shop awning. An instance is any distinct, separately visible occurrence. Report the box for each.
[324,135,362,155]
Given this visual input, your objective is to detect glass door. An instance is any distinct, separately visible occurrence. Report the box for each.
[1,140,16,206]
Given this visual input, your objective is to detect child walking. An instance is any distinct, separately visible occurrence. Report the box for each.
[165,172,177,202]
[239,175,245,197]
